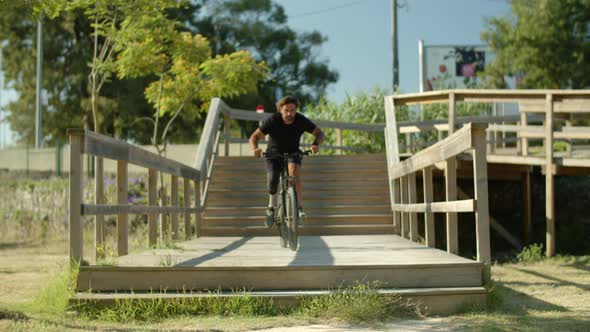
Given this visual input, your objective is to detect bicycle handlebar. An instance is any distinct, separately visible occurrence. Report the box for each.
[262,150,314,159]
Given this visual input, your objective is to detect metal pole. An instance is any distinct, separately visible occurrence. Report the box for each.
[391,0,399,92]
[35,16,43,149]
[418,39,425,121]
[0,49,4,149]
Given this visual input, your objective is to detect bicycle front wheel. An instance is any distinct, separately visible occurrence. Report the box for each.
[286,186,299,251]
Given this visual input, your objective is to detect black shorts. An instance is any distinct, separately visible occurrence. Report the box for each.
[264,155,302,194]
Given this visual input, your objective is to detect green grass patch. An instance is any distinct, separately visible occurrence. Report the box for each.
[297,282,419,322]
[77,291,283,322]
[28,264,79,316]
[74,282,420,323]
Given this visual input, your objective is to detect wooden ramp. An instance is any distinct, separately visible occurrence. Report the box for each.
[75,235,486,314]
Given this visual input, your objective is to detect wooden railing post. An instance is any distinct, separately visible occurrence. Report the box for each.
[148,169,158,247]
[472,127,491,263]
[117,160,128,256]
[195,180,201,238]
[224,112,230,157]
[423,166,435,247]
[184,178,191,240]
[171,175,179,240]
[392,178,401,234]
[69,131,84,264]
[446,92,458,254]
[95,157,105,261]
[400,175,409,239]
[545,93,555,257]
[408,172,418,241]
[520,111,528,156]
[161,181,170,243]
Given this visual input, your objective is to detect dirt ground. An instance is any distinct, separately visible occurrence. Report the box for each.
[0,240,589,331]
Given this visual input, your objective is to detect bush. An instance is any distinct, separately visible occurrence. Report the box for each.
[516,243,545,263]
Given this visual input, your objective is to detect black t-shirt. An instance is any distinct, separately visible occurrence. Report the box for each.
[259,112,316,153]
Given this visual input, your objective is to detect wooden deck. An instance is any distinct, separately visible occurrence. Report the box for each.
[114,235,476,268]
[76,235,486,314]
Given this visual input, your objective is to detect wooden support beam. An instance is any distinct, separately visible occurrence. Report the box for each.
[472,128,491,263]
[392,178,401,234]
[401,175,409,239]
[445,157,458,255]
[148,169,158,247]
[95,157,104,261]
[522,172,532,244]
[423,166,435,247]
[408,172,418,242]
[224,112,230,157]
[195,180,201,238]
[117,160,128,256]
[161,179,169,243]
[171,175,179,241]
[184,178,191,240]
[545,93,555,257]
[69,133,84,264]
[520,112,528,156]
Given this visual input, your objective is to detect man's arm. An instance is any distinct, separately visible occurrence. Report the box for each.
[310,127,325,153]
[249,128,266,157]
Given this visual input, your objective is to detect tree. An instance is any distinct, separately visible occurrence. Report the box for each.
[115,12,268,157]
[189,0,339,115]
[482,0,590,89]
[0,2,154,145]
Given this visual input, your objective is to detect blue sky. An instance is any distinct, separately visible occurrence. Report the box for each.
[276,0,511,100]
[0,0,512,147]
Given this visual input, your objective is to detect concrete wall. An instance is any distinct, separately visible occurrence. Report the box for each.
[0,142,265,174]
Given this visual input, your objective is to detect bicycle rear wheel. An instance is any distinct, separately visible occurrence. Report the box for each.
[286,186,299,251]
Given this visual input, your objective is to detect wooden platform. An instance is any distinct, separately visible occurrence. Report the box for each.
[75,235,487,314]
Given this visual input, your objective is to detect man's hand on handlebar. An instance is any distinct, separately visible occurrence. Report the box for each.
[253,148,262,158]
[311,144,320,154]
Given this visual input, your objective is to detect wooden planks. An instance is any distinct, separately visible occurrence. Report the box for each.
[69,133,84,264]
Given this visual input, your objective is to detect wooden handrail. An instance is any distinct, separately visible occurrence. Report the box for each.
[388,89,590,259]
[68,130,201,265]
[385,92,491,263]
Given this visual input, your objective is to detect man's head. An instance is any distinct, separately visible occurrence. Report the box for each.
[276,96,300,124]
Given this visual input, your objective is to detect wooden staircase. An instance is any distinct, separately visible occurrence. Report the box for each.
[201,154,394,236]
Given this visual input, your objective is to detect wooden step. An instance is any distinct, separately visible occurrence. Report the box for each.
[215,168,387,176]
[214,154,387,163]
[207,191,389,201]
[77,262,483,292]
[71,286,487,315]
[208,187,389,194]
[206,198,390,207]
[203,214,393,227]
[210,177,388,186]
[199,225,395,236]
[203,205,392,217]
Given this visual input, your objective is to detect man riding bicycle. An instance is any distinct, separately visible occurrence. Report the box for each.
[249,96,325,227]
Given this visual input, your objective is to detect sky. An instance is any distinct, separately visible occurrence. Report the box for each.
[0,0,512,147]
[276,0,511,99]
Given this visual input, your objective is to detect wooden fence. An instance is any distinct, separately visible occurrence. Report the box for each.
[68,130,201,264]
[388,89,590,257]
[385,95,490,263]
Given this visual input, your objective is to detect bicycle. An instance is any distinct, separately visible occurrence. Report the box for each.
[262,150,312,251]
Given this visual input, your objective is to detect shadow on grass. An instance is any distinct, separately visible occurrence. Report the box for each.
[450,282,590,331]
[511,266,590,292]
[0,241,39,251]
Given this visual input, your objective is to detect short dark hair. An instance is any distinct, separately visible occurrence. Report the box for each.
[276,96,300,111]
